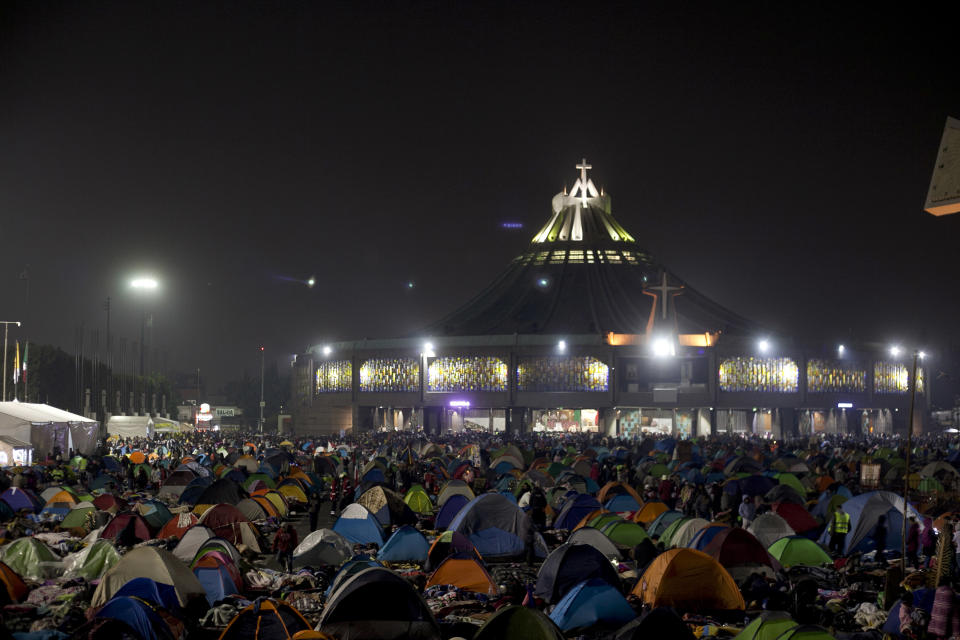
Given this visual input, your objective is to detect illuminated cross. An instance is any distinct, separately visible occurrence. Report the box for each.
[576,158,592,205]
[647,272,683,320]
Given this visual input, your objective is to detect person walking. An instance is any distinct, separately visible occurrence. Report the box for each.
[307,491,321,532]
[739,494,756,529]
[272,523,298,573]
[828,503,850,556]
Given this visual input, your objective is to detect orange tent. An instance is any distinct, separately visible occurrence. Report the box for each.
[597,481,643,505]
[633,501,668,525]
[129,452,146,464]
[45,490,78,507]
[815,476,835,492]
[157,513,198,539]
[632,548,744,610]
[253,496,280,519]
[425,555,498,595]
[0,561,28,603]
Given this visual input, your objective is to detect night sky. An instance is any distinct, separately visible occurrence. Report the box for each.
[1,2,958,395]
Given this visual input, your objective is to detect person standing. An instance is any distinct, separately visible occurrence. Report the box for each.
[873,515,887,564]
[307,491,321,532]
[739,494,756,529]
[828,504,850,556]
[907,517,920,568]
[272,523,298,573]
[922,517,938,567]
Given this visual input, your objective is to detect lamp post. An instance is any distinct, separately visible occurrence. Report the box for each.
[259,346,265,434]
[900,348,922,573]
[1,321,21,402]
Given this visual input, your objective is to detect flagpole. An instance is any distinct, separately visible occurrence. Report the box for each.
[0,321,21,402]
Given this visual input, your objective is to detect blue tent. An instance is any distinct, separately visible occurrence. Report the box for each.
[689,524,728,550]
[178,484,207,506]
[493,460,516,475]
[882,588,935,636]
[548,579,635,633]
[194,563,239,606]
[96,596,171,640]
[811,486,852,519]
[816,490,922,554]
[378,525,429,564]
[39,504,70,521]
[361,468,386,484]
[89,474,117,491]
[112,577,181,610]
[605,494,641,513]
[436,494,470,530]
[333,504,384,545]
[499,491,518,504]
[554,494,602,530]
[101,456,121,471]
[448,493,545,559]
[654,439,677,454]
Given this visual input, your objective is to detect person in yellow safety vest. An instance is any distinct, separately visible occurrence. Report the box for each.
[829,503,851,556]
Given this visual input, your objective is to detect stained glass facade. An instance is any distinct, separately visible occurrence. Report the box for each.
[516,356,609,392]
[316,360,352,393]
[806,359,867,393]
[359,358,420,393]
[874,361,911,394]
[427,356,508,392]
[719,357,799,393]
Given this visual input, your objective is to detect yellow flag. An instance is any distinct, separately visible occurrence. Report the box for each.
[12,341,19,383]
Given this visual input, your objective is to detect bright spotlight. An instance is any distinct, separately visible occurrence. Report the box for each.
[652,337,675,357]
[890,346,901,357]
[919,351,926,359]
[758,339,770,353]
[307,277,316,288]
[558,340,567,352]
[423,341,435,357]
[130,277,158,289]
[322,345,332,356]
[536,277,550,289]
[838,344,845,355]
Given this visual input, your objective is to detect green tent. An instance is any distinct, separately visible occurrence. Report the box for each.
[404,485,433,514]
[734,611,797,640]
[600,520,650,547]
[0,537,59,580]
[587,513,622,530]
[659,516,691,547]
[60,502,96,530]
[774,624,835,640]
[65,539,120,580]
[768,536,832,568]
[648,463,670,478]
[473,605,565,640]
[243,473,277,490]
[775,473,806,497]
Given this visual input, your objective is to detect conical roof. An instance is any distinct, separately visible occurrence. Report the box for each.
[430,159,755,337]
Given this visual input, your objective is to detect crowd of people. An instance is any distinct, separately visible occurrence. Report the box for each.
[0,427,960,640]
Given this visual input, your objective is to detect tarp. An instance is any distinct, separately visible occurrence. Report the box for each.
[319,567,441,640]
[293,528,353,569]
[63,539,120,580]
[549,578,635,633]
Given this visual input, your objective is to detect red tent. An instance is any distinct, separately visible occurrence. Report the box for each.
[772,502,819,533]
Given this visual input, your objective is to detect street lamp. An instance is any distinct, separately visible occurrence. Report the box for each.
[259,346,265,433]
[130,277,159,377]
[899,347,925,573]
[1,321,21,402]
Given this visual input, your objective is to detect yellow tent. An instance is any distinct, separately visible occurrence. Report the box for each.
[633,548,744,610]
[278,484,308,505]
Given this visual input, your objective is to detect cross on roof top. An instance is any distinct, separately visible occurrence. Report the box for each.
[576,158,592,185]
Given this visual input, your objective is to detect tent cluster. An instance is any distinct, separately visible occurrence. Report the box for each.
[2,430,960,640]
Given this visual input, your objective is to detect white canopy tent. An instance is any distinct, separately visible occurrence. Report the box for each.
[106,415,155,439]
[0,402,99,457]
